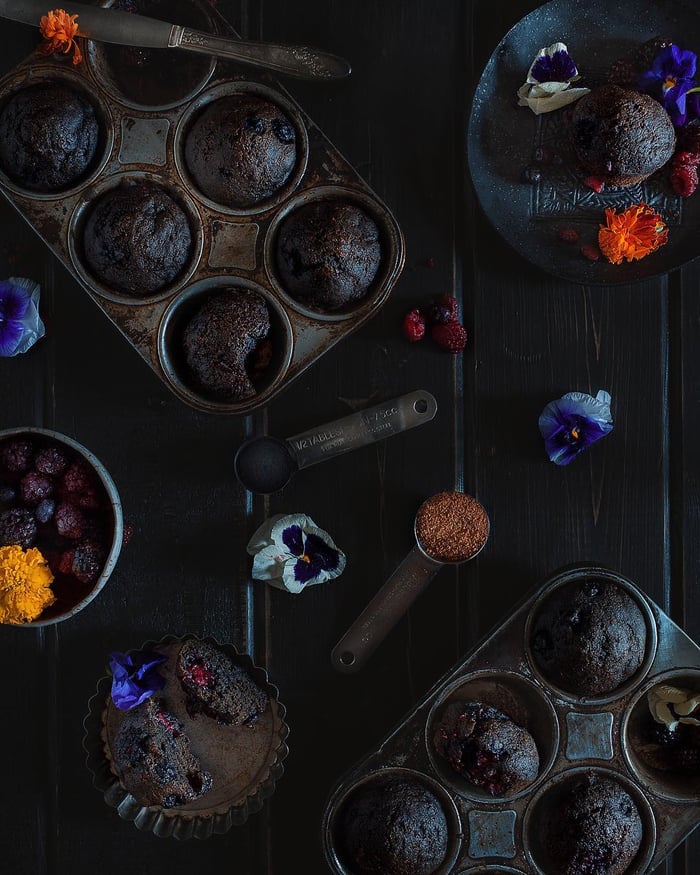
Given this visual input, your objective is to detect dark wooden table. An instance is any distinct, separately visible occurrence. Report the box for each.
[2,0,699,872]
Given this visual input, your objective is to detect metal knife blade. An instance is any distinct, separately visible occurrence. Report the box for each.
[0,0,351,80]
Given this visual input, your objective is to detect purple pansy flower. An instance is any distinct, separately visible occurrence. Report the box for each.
[638,44,698,126]
[530,46,578,83]
[109,649,167,710]
[0,277,45,356]
[518,42,589,115]
[538,390,613,466]
[247,513,346,593]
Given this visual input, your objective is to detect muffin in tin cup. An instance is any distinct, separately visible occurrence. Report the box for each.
[0,427,123,626]
[522,766,655,875]
[0,66,113,199]
[623,667,700,803]
[425,669,558,803]
[157,276,293,414]
[524,566,657,705]
[67,170,203,305]
[86,0,217,111]
[83,634,289,838]
[323,766,461,875]
[265,184,403,321]
[174,80,308,217]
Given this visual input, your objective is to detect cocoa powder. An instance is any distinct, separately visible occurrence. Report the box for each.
[415,491,489,562]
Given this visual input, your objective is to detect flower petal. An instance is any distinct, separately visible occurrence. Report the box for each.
[539,391,613,465]
[246,513,287,554]
[282,523,305,557]
[251,544,289,580]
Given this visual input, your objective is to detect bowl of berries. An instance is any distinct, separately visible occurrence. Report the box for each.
[0,427,123,626]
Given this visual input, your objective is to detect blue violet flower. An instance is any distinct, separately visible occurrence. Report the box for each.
[247,513,346,593]
[0,277,45,357]
[517,41,590,114]
[638,44,698,126]
[109,649,167,711]
[538,390,613,466]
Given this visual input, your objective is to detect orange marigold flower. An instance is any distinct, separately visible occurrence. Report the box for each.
[598,203,669,265]
[37,8,84,65]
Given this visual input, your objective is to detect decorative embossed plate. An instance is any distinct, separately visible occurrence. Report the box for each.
[467,0,700,284]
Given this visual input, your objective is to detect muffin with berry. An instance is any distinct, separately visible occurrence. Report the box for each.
[632,682,700,776]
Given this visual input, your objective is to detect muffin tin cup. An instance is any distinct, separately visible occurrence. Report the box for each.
[0,426,123,627]
[522,766,656,875]
[425,670,559,804]
[323,564,700,872]
[173,79,310,218]
[67,169,205,307]
[0,65,115,201]
[323,766,463,875]
[523,565,658,706]
[622,667,700,803]
[157,276,294,413]
[264,183,404,323]
[82,633,289,838]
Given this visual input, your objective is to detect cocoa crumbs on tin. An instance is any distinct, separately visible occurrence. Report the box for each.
[415,492,489,562]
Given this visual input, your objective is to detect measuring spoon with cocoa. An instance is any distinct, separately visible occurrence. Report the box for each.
[331,491,490,673]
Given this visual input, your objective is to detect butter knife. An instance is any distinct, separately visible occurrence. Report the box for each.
[0,0,351,80]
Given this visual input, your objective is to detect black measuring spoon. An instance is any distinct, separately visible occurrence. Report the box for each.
[234,389,437,494]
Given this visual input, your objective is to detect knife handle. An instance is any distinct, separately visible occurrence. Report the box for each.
[170,26,351,80]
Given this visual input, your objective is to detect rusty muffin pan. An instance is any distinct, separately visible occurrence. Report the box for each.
[0,0,404,414]
[322,564,700,873]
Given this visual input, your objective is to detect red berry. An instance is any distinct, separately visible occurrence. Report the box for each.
[583,176,605,194]
[581,243,601,262]
[558,227,579,243]
[671,163,699,197]
[672,150,699,168]
[431,321,467,353]
[402,308,427,342]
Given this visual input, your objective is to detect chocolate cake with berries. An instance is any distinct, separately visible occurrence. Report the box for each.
[181,289,272,401]
[111,696,212,808]
[433,701,539,796]
[184,93,297,208]
[339,774,449,875]
[531,578,647,696]
[176,639,269,726]
[275,200,382,311]
[83,181,192,296]
[0,82,100,192]
[546,774,643,875]
[570,84,676,187]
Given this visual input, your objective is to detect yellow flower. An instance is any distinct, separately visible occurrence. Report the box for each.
[0,545,55,624]
[37,8,84,65]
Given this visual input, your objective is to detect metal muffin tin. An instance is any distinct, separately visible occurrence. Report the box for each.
[0,1,405,414]
[322,565,700,873]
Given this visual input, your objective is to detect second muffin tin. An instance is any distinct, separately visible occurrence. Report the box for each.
[0,0,404,413]
[322,564,700,873]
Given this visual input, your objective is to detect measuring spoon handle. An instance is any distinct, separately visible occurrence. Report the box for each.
[286,390,437,471]
[331,545,441,673]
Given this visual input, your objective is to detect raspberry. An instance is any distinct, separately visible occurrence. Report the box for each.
[431,321,467,353]
[34,446,68,477]
[427,293,459,324]
[19,471,54,507]
[402,308,427,342]
[0,507,37,548]
[583,176,605,193]
[54,501,84,539]
[677,123,700,160]
[671,163,698,197]
[672,150,699,168]
[35,498,56,525]
[581,243,601,262]
[0,439,34,473]
[71,540,105,585]
[57,549,75,575]
[558,227,579,243]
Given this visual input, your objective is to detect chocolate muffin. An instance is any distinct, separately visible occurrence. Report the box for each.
[547,774,643,875]
[0,82,99,192]
[83,181,192,296]
[339,775,449,875]
[433,701,539,796]
[570,84,676,187]
[276,200,382,311]
[531,579,647,696]
[184,94,297,208]
[111,696,212,808]
[182,289,272,401]
[176,639,268,726]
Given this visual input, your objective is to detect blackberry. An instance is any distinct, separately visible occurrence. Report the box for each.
[427,301,454,325]
[677,122,700,160]
[0,507,37,547]
[34,446,68,477]
[54,501,84,539]
[272,117,295,144]
[34,498,56,524]
[71,540,105,585]
[634,35,674,69]
[244,115,265,134]
[20,471,54,507]
[648,721,681,747]
[521,165,541,184]
[0,483,16,504]
[0,439,34,473]
[673,746,700,771]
